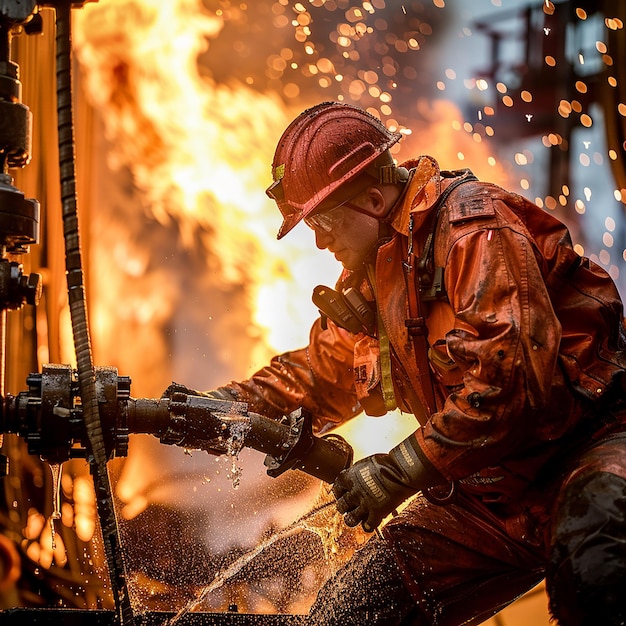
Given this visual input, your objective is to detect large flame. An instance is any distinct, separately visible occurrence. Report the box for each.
[73,0,342,374]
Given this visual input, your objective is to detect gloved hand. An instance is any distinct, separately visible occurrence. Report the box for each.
[160,382,243,455]
[161,382,237,401]
[332,432,444,532]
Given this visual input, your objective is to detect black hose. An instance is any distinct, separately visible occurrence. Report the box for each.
[54,3,134,624]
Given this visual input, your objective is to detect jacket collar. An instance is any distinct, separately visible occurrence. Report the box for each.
[389,155,441,236]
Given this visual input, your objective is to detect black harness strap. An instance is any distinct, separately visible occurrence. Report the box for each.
[404,170,478,417]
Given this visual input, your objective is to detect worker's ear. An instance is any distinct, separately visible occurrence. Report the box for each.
[363,186,388,218]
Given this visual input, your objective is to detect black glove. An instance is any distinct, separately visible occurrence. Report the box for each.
[332,433,444,532]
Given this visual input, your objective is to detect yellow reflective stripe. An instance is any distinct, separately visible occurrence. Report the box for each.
[378,312,397,411]
[367,264,397,411]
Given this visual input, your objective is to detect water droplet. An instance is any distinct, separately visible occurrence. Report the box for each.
[48,463,63,550]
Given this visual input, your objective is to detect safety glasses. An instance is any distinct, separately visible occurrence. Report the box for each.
[304,205,347,233]
[303,189,366,233]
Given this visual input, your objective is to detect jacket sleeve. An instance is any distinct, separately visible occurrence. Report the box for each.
[214,317,362,434]
[415,195,563,481]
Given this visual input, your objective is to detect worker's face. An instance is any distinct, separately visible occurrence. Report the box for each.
[305,200,381,271]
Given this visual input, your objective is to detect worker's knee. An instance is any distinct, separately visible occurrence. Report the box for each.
[547,471,626,626]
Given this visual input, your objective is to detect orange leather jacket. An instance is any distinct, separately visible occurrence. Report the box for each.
[220,156,626,501]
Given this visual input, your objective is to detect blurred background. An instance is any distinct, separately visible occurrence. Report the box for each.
[1,0,624,623]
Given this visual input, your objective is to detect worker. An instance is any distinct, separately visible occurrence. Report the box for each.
[193,102,626,625]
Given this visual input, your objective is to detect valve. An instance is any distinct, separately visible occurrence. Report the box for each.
[1,364,130,466]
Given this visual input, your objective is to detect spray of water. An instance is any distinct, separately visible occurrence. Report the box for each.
[164,500,337,625]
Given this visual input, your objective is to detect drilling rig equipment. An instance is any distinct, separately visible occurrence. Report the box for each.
[1,365,353,484]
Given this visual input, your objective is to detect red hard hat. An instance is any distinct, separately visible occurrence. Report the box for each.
[266,102,402,239]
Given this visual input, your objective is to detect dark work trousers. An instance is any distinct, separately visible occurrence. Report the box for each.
[308,410,626,626]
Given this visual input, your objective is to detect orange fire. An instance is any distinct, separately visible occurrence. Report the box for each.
[72,0,335,370]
